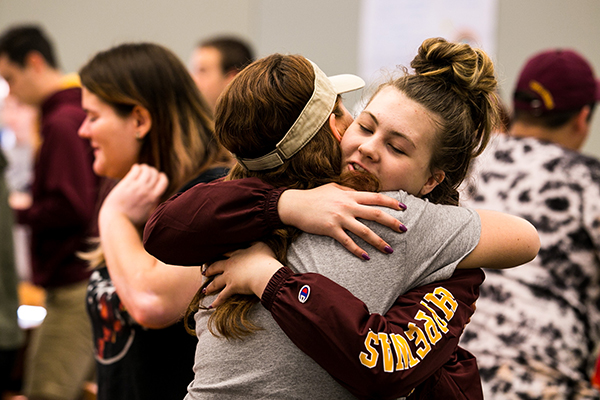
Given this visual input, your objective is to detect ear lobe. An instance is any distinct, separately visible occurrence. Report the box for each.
[328,113,342,143]
[132,105,152,138]
[419,169,445,197]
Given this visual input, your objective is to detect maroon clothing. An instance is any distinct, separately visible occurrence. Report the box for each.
[17,88,98,288]
[263,267,484,400]
[144,177,285,265]
[143,178,484,399]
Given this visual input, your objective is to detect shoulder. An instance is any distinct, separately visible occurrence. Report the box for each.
[41,88,86,131]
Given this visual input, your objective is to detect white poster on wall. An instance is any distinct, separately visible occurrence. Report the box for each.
[358,0,499,85]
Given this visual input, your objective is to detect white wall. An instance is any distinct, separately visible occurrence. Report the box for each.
[1,0,599,156]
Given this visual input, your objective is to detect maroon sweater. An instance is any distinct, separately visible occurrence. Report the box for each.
[17,88,99,288]
[143,178,484,399]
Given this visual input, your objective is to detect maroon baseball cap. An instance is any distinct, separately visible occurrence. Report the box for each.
[513,49,600,114]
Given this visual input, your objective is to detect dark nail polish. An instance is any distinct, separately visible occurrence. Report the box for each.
[202,287,207,294]
[399,202,407,210]
[384,245,394,254]
[362,253,370,261]
[207,305,213,310]
[399,224,407,232]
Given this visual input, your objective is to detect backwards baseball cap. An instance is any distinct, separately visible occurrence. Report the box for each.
[236,61,365,171]
[513,49,600,115]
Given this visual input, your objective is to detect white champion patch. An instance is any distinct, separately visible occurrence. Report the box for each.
[298,285,310,303]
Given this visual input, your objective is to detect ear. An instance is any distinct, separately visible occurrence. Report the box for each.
[25,51,46,72]
[328,113,343,143]
[574,106,591,134]
[224,69,239,85]
[132,105,152,138]
[418,169,445,197]
[570,106,591,150]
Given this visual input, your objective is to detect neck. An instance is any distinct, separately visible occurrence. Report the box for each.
[509,121,583,152]
[34,69,64,105]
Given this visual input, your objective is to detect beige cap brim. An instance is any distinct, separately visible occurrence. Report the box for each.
[329,74,366,94]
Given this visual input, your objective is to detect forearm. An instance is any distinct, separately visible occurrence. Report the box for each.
[458,209,540,270]
[143,177,286,265]
[261,268,484,399]
[100,208,203,328]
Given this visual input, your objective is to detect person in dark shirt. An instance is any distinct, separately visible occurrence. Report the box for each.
[0,25,98,400]
[77,42,232,400]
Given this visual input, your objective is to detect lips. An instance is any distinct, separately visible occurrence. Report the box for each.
[348,161,369,173]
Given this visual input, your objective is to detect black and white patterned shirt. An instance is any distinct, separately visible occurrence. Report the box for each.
[460,133,600,399]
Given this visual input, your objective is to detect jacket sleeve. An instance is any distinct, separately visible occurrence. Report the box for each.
[261,267,485,400]
[143,177,286,266]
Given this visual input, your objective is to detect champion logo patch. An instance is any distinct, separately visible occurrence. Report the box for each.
[298,285,310,303]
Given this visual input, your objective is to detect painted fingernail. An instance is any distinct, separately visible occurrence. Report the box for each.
[399,224,407,232]
[207,305,213,310]
[362,253,370,261]
[399,202,407,210]
[202,287,207,294]
[384,245,394,254]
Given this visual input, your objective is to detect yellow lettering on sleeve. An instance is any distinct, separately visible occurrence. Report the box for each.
[406,322,432,359]
[359,331,379,369]
[377,333,395,372]
[420,301,449,333]
[390,333,420,370]
[414,310,442,345]
[423,287,457,320]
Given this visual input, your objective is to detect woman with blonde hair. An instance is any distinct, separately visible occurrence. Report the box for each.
[77,42,231,400]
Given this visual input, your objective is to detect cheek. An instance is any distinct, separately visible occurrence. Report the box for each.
[340,132,359,156]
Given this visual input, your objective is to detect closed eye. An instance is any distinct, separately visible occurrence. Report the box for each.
[389,144,405,155]
[359,124,373,134]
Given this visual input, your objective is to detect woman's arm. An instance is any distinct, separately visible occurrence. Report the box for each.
[263,268,484,400]
[203,243,483,399]
[457,209,540,270]
[100,165,204,328]
[143,180,405,265]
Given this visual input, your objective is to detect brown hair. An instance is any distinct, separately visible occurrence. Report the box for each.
[79,42,230,200]
[79,43,231,269]
[375,37,500,206]
[185,54,353,339]
[198,36,254,74]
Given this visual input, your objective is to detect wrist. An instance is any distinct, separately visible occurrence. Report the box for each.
[277,189,297,227]
[254,260,286,299]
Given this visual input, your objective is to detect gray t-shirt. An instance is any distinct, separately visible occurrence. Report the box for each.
[186,190,480,399]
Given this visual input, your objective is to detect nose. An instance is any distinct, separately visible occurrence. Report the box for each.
[358,136,380,162]
[78,119,89,138]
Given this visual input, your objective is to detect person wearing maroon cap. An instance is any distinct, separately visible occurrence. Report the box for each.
[460,49,600,399]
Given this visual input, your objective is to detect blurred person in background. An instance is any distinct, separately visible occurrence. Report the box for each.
[461,48,600,399]
[189,35,254,113]
[0,25,99,400]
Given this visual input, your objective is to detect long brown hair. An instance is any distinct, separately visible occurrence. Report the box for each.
[186,54,354,339]
[79,43,231,268]
[79,42,230,200]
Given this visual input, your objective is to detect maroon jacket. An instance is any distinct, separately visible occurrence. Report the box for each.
[263,266,484,399]
[143,178,484,399]
[17,88,99,288]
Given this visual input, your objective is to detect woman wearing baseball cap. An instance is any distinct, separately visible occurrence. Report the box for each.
[146,39,539,399]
